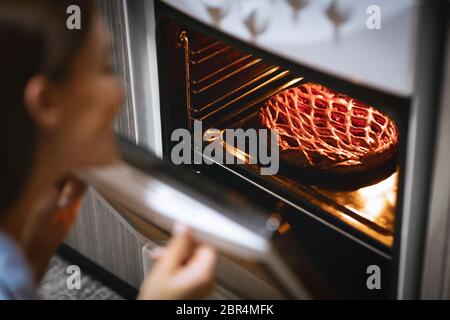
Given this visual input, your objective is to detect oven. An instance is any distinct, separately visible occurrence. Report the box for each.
[76,0,449,299]
[155,1,407,299]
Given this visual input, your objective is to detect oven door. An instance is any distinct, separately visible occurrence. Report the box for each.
[75,135,330,299]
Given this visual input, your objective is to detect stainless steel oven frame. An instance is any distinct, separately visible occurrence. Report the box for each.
[67,0,450,300]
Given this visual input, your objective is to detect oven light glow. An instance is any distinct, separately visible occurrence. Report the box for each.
[340,214,360,225]
[225,143,251,163]
[351,172,398,222]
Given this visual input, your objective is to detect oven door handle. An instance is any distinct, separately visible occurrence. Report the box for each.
[75,160,269,261]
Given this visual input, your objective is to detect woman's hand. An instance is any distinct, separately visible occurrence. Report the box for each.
[138,225,218,300]
[24,176,86,283]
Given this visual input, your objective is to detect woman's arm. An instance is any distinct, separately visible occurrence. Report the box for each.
[21,176,217,299]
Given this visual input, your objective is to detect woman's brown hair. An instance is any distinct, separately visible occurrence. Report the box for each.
[0,0,96,213]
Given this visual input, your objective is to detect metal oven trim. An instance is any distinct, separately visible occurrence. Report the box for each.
[395,0,448,300]
[123,0,163,156]
[420,3,450,299]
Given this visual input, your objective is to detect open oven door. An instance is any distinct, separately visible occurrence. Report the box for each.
[75,135,332,299]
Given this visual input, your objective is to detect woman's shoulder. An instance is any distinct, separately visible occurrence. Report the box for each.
[0,232,37,300]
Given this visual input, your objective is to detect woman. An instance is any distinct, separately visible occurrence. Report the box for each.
[0,0,217,300]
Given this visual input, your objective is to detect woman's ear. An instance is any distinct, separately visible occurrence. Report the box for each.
[24,75,63,130]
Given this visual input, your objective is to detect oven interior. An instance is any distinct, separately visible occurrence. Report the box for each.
[156,3,410,298]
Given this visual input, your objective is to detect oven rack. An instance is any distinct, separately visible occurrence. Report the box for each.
[176,29,302,130]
